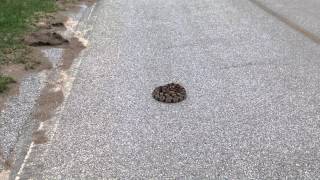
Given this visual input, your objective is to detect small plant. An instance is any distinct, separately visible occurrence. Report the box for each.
[0,75,16,93]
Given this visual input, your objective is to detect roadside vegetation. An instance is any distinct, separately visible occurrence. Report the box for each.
[0,0,57,93]
[0,76,16,93]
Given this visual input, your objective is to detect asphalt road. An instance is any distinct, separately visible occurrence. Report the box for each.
[255,0,320,37]
[18,0,320,179]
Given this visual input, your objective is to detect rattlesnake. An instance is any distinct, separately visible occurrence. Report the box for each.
[152,83,187,103]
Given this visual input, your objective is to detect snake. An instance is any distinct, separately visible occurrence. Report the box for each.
[152,83,187,103]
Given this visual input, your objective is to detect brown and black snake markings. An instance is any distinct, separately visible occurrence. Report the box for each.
[152,83,187,103]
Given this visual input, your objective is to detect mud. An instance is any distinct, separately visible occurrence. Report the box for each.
[0,48,51,111]
[35,13,68,29]
[24,11,70,47]
[61,37,85,69]
[57,0,96,9]
[24,30,69,46]
[31,36,85,122]
[0,0,93,177]
[0,151,13,172]
[32,130,48,144]
[3,160,12,170]
[2,0,93,111]
[32,85,64,122]
[2,1,83,111]
[0,152,10,170]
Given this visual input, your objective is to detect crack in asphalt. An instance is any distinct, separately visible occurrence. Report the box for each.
[248,0,320,44]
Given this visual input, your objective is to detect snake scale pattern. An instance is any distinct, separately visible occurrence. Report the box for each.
[152,83,187,103]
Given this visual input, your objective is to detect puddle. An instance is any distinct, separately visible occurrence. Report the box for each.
[41,48,64,68]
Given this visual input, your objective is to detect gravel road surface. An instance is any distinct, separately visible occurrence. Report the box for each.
[17,0,320,179]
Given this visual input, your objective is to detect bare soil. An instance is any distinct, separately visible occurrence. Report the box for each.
[0,0,94,177]
[32,84,64,122]
[31,30,86,122]
[31,37,86,122]
[24,30,69,46]
[34,13,67,29]
[0,47,51,111]
[57,0,96,9]
[1,0,88,111]
[61,37,85,69]
[32,130,48,144]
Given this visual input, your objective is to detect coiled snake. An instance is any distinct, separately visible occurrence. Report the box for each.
[152,83,187,103]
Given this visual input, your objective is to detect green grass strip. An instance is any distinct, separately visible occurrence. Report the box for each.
[0,75,16,93]
[0,0,57,49]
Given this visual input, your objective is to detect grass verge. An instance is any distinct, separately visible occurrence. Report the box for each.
[0,0,57,93]
[0,76,16,93]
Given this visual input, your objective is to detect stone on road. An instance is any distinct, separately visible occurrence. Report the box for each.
[19,0,320,179]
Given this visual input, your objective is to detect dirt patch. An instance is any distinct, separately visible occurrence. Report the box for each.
[32,84,64,122]
[57,0,96,9]
[0,48,51,111]
[61,37,85,69]
[0,153,8,169]
[0,0,94,177]
[24,10,70,47]
[24,30,69,46]
[0,151,13,171]
[34,13,68,29]
[32,130,48,144]
[31,36,86,122]
[0,65,23,110]
[3,160,12,170]
[1,0,90,111]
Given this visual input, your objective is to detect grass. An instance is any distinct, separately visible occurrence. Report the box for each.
[0,0,57,93]
[0,75,16,93]
[0,0,57,50]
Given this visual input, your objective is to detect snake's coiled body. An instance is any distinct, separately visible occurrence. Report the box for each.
[152,83,187,103]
